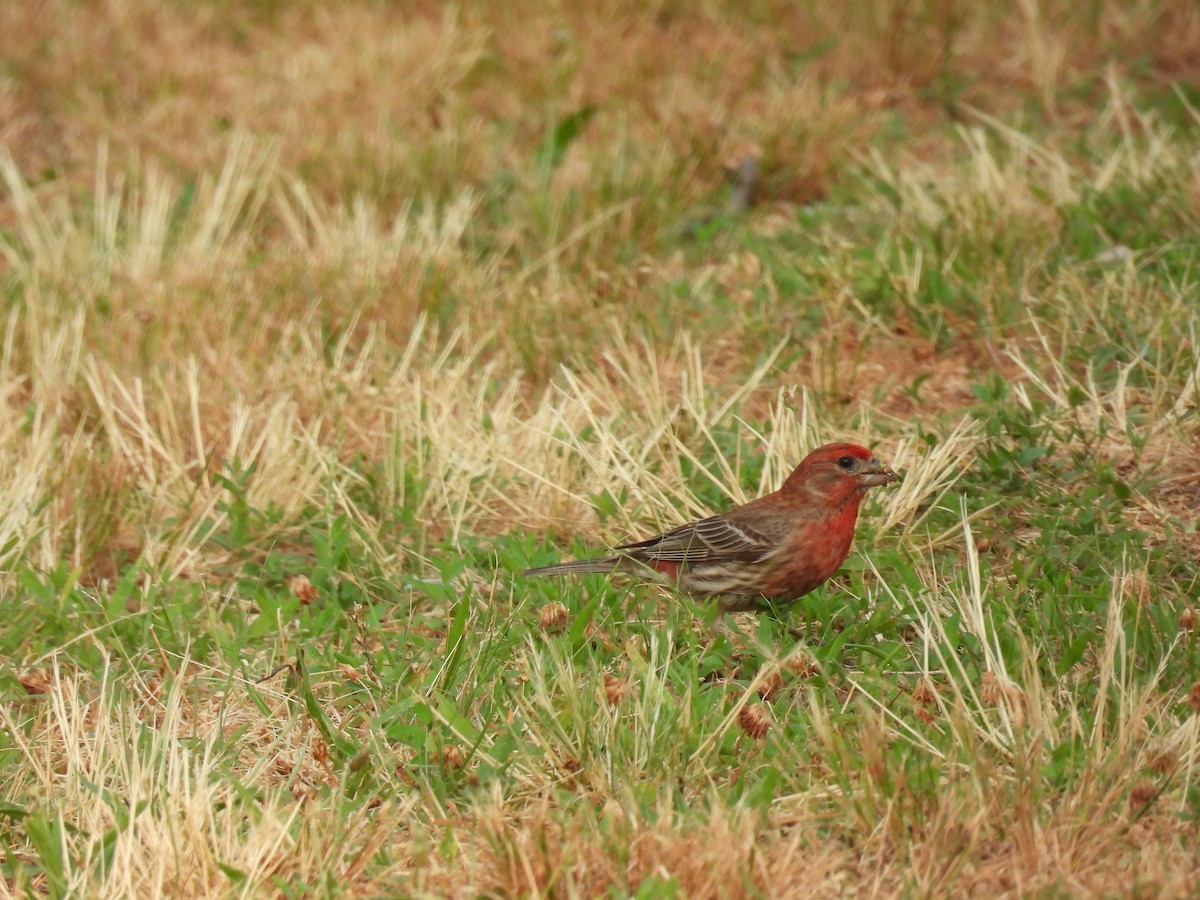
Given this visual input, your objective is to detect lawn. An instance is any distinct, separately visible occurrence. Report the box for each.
[1,1,1200,896]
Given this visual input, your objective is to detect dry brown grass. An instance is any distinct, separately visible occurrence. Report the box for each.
[4,0,1200,207]
[9,659,1198,898]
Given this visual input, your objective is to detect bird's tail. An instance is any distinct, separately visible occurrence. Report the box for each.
[523,556,624,577]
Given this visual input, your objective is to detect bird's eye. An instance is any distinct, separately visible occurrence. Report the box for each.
[837,455,856,469]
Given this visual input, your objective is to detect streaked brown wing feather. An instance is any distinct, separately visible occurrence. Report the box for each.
[616,513,777,567]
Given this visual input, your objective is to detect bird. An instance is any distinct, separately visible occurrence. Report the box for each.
[523,442,897,614]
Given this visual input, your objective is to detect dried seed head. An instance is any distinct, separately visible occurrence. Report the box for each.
[559,755,581,773]
[585,623,614,651]
[603,673,626,706]
[1148,749,1178,776]
[18,669,53,695]
[786,654,818,679]
[1180,607,1196,631]
[980,670,1004,706]
[912,677,938,706]
[757,670,785,701]
[289,575,319,604]
[737,704,771,740]
[1123,571,1151,607]
[1188,681,1200,715]
[980,671,1025,723]
[539,602,569,632]
[1129,779,1157,812]
[441,746,466,769]
[312,739,330,767]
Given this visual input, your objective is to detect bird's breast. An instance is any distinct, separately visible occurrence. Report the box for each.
[760,502,861,598]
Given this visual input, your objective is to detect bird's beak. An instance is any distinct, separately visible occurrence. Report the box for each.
[860,457,899,487]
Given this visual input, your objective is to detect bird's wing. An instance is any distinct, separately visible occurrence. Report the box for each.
[615,513,778,568]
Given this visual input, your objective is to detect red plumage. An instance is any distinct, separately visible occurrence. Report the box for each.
[524,442,898,613]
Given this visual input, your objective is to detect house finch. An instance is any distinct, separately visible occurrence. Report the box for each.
[524,442,897,613]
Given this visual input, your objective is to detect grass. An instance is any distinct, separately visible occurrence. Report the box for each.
[2,0,1200,895]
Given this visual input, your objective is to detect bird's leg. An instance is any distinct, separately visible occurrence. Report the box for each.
[754,598,806,642]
